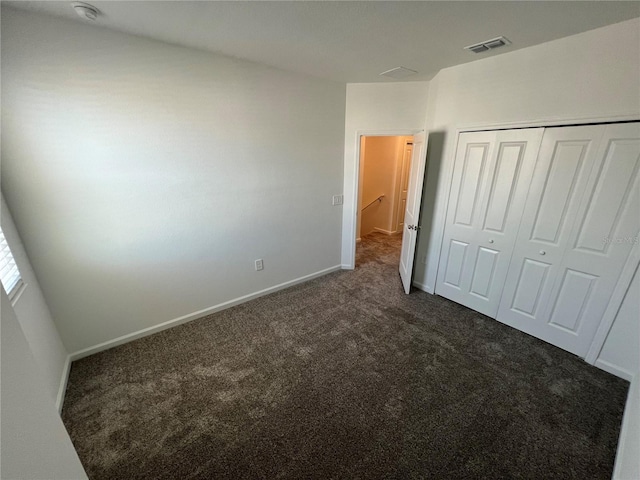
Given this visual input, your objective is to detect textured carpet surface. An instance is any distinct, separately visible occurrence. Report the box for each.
[62,233,628,480]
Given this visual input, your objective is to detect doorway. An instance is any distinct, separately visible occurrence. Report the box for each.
[356,135,413,267]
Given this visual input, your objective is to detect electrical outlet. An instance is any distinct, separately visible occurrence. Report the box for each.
[255,259,264,271]
[332,194,343,206]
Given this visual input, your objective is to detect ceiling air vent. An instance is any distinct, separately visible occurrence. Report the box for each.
[464,36,511,54]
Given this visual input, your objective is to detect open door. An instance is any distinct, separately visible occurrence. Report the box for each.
[399,131,427,294]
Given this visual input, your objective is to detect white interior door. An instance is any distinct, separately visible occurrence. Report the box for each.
[399,132,426,293]
[396,141,413,232]
[496,122,640,356]
[435,128,544,317]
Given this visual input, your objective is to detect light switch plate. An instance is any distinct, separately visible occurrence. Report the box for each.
[332,195,343,206]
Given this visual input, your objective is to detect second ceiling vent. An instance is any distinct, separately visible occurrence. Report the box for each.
[464,36,511,54]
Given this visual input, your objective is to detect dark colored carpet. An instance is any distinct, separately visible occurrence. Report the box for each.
[62,232,629,480]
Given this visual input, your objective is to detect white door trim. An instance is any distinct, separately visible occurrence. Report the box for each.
[343,129,422,270]
[429,115,640,364]
[456,113,640,133]
[393,138,412,233]
[399,132,427,293]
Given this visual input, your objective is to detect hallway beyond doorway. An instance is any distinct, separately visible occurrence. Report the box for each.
[358,136,413,240]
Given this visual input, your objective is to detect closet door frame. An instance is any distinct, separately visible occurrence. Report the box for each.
[434,114,640,366]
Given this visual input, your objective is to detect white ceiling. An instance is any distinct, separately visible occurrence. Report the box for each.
[4,1,640,83]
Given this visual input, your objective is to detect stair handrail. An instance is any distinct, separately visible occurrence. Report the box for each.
[361,194,385,211]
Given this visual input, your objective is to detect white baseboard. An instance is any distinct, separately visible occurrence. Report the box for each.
[594,358,635,382]
[56,355,71,413]
[70,265,342,361]
[373,227,399,236]
[412,280,435,294]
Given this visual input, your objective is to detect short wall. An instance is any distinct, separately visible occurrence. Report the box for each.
[341,81,430,268]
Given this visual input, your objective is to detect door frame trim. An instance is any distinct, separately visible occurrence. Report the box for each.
[585,244,639,366]
[343,129,422,271]
[430,114,640,366]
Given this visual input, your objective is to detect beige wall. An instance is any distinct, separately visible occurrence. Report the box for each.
[359,136,407,237]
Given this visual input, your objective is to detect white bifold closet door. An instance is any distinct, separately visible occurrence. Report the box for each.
[436,128,544,317]
[496,122,640,356]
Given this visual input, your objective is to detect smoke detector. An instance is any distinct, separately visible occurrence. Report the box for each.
[379,67,418,79]
[464,36,511,54]
[72,2,100,21]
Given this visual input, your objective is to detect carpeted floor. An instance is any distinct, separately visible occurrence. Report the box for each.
[62,232,629,480]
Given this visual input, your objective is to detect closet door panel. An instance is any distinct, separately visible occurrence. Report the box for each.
[453,142,490,226]
[437,132,495,305]
[497,123,640,356]
[436,128,544,317]
[496,125,604,343]
[574,136,640,252]
[469,246,499,299]
[530,141,591,244]
[483,142,528,232]
[547,269,597,333]
[510,258,551,317]
[548,124,640,354]
[443,240,469,287]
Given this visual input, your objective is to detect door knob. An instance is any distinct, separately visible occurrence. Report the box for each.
[539,250,546,255]
[488,239,494,244]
